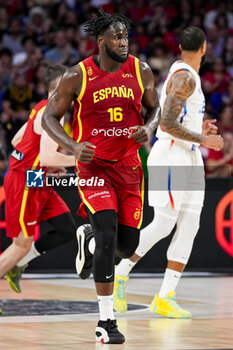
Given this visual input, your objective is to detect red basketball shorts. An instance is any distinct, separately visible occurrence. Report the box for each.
[76,154,144,229]
[4,169,69,238]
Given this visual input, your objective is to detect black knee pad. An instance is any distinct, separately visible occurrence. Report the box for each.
[35,212,77,254]
[116,225,140,259]
[87,209,118,283]
[48,212,76,243]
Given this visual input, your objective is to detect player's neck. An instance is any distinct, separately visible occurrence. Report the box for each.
[96,54,123,74]
[181,54,201,73]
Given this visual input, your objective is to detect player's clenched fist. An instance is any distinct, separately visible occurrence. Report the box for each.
[74,142,96,163]
[128,126,150,144]
[202,134,224,151]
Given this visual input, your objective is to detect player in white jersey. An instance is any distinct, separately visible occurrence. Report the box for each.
[113,26,224,318]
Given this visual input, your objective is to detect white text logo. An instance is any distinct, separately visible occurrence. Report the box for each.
[91,127,131,137]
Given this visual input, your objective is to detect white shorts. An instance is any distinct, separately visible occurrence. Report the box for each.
[148,139,205,211]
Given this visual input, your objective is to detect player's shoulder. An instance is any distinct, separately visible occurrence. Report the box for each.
[168,69,196,97]
[136,59,154,88]
[170,61,196,83]
[58,63,83,95]
[34,99,48,112]
[170,69,195,88]
[138,60,151,72]
[63,63,82,81]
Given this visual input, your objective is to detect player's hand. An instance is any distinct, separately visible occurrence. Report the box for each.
[202,119,218,136]
[74,142,96,163]
[201,134,224,151]
[128,126,150,144]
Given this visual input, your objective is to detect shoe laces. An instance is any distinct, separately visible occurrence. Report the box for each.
[105,319,117,332]
[11,264,27,278]
[167,296,180,309]
[117,280,125,300]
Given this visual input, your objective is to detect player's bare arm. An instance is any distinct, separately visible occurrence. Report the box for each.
[42,65,95,164]
[129,61,161,144]
[160,70,223,150]
[40,129,75,168]
[11,122,28,147]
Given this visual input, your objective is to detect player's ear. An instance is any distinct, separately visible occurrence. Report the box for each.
[97,35,104,48]
[200,40,206,56]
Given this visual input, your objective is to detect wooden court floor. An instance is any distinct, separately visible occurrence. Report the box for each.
[0,275,233,349]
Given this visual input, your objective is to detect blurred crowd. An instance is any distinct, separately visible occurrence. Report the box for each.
[0,0,232,177]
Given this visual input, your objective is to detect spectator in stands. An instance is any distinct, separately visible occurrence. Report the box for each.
[172,0,194,33]
[45,29,79,66]
[0,48,13,92]
[202,57,231,115]
[12,36,37,67]
[223,78,233,106]
[200,41,215,75]
[206,132,233,177]
[0,5,8,35]
[133,24,149,53]
[213,13,230,57]
[1,71,36,153]
[216,105,233,135]
[14,45,44,84]
[204,1,233,30]
[28,6,47,44]
[128,0,154,23]
[147,42,173,80]
[2,18,23,56]
[32,62,48,102]
[224,36,233,77]
[75,37,97,61]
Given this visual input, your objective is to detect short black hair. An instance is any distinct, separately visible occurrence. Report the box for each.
[83,7,132,38]
[0,47,12,57]
[180,26,205,51]
[21,35,37,46]
[43,64,67,90]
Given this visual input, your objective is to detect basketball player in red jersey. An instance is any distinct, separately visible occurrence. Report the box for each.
[42,10,161,344]
[0,65,92,297]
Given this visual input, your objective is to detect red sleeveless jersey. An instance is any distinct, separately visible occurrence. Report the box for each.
[73,55,144,161]
[9,100,47,172]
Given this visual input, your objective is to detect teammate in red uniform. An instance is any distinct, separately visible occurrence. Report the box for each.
[42,10,161,344]
[0,64,92,296]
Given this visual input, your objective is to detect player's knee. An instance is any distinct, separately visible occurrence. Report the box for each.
[95,227,117,256]
[167,221,200,264]
[117,243,137,259]
[13,236,33,256]
[90,210,118,255]
[49,212,76,243]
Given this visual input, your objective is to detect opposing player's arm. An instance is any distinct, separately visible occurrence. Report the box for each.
[11,122,27,147]
[160,70,202,142]
[160,70,223,150]
[129,61,161,144]
[42,66,95,163]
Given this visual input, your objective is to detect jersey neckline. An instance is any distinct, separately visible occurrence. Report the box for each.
[91,55,129,76]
